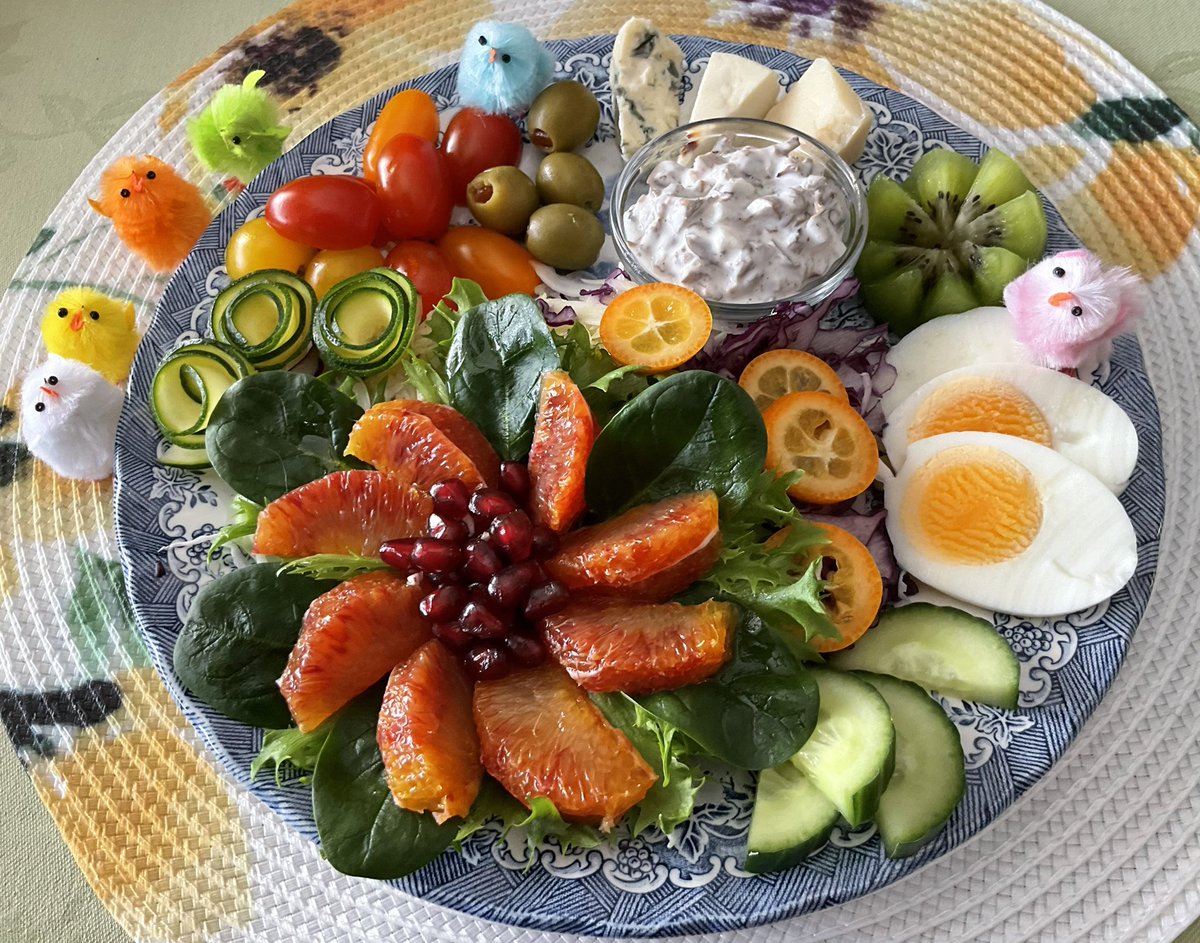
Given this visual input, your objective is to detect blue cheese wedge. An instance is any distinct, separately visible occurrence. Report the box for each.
[610,18,685,159]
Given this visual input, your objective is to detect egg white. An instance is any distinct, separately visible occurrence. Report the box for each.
[882,362,1138,494]
[884,431,1138,618]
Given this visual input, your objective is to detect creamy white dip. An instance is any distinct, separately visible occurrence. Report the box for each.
[622,136,848,304]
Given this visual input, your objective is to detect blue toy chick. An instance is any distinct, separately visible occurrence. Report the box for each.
[456,21,553,115]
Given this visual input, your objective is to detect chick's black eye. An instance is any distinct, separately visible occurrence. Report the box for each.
[119,188,130,198]
[231,136,241,145]
[47,376,58,386]
[89,310,100,321]
[145,170,156,180]
[34,403,45,413]
[478,35,487,45]
[57,308,67,318]
[1071,306,1083,317]
[501,53,511,63]
[1052,266,1065,277]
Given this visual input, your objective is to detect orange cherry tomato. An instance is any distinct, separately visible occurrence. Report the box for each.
[225,218,314,279]
[385,241,454,315]
[303,246,385,299]
[363,89,440,185]
[436,226,541,299]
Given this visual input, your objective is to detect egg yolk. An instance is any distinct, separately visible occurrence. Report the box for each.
[907,378,1052,447]
[901,445,1043,564]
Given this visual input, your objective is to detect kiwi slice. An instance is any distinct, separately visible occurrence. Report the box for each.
[856,148,1047,334]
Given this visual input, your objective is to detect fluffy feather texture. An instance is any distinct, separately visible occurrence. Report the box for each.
[88,155,211,272]
[187,70,289,183]
[1004,249,1146,370]
[456,21,553,115]
[40,287,140,385]
[21,355,124,481]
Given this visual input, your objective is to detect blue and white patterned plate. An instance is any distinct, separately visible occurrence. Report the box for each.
[113,35,1164,938]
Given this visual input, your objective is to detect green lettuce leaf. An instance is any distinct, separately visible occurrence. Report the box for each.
[250,725,331,786]
[275,554,389,582]
[455,779,601,862]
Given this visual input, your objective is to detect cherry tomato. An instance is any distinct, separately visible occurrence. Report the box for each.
[385,241,454,315]
[377,134,454,242]
[225,218,314,279]
[304,246,385,299]
[442,108,523,204]
[437,226,540,299]
[265,176,382,250]
[363,89,440,185]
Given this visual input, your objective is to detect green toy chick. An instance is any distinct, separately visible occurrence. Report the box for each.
[187,70,289,185]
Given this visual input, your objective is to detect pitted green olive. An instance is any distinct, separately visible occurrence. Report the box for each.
[525,204,605,271]
[527,81,601,153]
[466,166,540,236]
[535,153,605,212]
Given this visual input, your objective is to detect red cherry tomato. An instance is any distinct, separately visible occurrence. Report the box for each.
[265,176,382,251]
[385,241,454,315]
[437,226,541,299]
[377,134,454,242]
[363,89,440,186]
[442,108,523,204]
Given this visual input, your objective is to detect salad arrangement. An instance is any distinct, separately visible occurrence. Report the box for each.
[138,18,1144,885]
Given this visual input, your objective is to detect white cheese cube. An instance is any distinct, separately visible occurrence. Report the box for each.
[765,58,873,162]
[610,18,685,159]
[688,52,782,123]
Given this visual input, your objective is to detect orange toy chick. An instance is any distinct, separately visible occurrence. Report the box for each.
[88,156,211,273]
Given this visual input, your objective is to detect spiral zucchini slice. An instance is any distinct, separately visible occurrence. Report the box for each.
[312,268,418,377]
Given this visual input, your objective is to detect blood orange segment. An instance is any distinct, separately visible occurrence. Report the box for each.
[473,663,656,828]
[541,599,736,694]
[378,640,482,823]
[374,400,501,487]
[254,469,431,558]
[545,490,720,600]
[280,572,431,732]
[346,405,484,491]
[529,370,594,534]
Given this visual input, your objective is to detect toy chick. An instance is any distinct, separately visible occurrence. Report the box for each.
[20,355,124,481]
[88,155,211,272]
[40,287,140,385]
[187,70,289,185]
[456,21,553,115]
[1004,249,1145,370]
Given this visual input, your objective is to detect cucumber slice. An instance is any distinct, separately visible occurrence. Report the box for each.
[791,668,894,827]
[855,671,965,858]
[149,341,254,455]
[827,603,1020,709]
[744,763,839,874]
[210,269,316,370]
[313,268,418,377]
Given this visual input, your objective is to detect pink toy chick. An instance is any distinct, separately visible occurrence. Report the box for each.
[1004,249,1145,370]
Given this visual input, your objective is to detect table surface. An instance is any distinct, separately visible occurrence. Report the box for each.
[1,1,1197,941]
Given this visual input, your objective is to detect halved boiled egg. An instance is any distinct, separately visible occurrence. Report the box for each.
[883,431,1137,617]
[882,362,1138,494]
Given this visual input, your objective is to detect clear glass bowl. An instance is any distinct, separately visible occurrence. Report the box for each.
[609,117,867,321]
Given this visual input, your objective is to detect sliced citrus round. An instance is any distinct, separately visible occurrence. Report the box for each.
[529,370,594,534]
[374,400,501,487]
[599,283,712,372]
[473,663,656,828]
[545,490,720,600]
[346,405,484,491]
[253,469,431,558]
[762,392,879,504]
[280,571,431,732]
[738,349,849,412]
[378,640,482,823]
[541,599,736,694]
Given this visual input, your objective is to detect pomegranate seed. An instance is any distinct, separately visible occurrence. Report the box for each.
[410,538,464,573]
[461,600,509,640]
[524,580,570,620]
[469,488,518,522]
[380,538,418,573]
[530,524,559,558]
[486,560,541,610]
[431,479,471,516]
[425,571,452,587]
[420,584,467,622]
[428,511,471,543]
[432,621,473,650]
[505,632,548,667]
[463,537,504,581]
[490,510,534,562]
[466,643,512,681]
[499,462,530,502]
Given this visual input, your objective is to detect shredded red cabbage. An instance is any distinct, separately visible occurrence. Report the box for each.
[534,296,577,327]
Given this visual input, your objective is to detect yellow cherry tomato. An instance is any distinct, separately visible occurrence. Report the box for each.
[225,218,314,279]
[303,246,386,299]
[363,90,441,185]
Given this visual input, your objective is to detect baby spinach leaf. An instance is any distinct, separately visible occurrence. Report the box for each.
[250,724,331,786]
[632,608,819,770]
[173,563,335,728]
[584,371,767,518]
[446,294,559,461]
[312,686,455,879]
[205,371,364,504]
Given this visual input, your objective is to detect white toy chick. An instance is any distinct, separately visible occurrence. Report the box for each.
[21,355,125,481]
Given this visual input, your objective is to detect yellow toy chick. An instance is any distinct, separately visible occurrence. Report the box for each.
[40,288,140,385]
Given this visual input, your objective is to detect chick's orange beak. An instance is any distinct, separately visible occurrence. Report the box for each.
[489,47,497,63]
[69,310,85,332]
[39,387,59,399]
[1048,292,1076,307]
[128,172,144,194]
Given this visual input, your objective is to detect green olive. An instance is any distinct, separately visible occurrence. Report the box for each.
[525,204,605,271]
[526,80,601,153]
[536,153,605,212]
[466,166,540,236]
